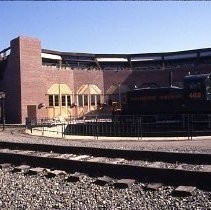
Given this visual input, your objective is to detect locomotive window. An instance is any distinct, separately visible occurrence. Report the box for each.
[205,79,211,100]
[189,82,201,90]
[206,87,211,100]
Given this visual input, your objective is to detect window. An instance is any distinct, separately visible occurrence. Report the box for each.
[84,95,88,106]
[96,95,101,105]
[48,95,59,107]
[91,95,95,105]
[78,94,101,107]
[61,95,72,106]
[49,95,53,106]
[54,95,59,106]
[90,95,101,106]
[78,95,83,106]
[67,95,71,106]
[62,96,66,106]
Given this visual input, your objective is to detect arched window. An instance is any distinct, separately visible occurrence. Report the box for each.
[47,84,72,107]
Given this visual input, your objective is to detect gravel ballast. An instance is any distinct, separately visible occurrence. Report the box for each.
[0,129,210,209]
[0,168,210,210]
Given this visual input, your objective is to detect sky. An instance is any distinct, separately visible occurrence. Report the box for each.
[1,1,211,54]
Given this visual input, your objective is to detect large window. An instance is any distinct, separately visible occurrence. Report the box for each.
[78,94,101,107]
[49,95,71,107]
[62,95,66,106]
[67,96,71,106]
[49,95,54,106]
[78,95,83,106]
[84,95,88,106]
[54,95,59,106]
[91,95,95,105]
[48,95,59,107]
[91,95,101,106]
[62,95,72,106]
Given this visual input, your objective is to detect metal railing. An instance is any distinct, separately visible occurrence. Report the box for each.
[26,114,211,139]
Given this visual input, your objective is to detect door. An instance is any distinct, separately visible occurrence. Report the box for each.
[27,105,37,120]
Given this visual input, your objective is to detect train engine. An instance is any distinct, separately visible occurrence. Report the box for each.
[120,73,211,118]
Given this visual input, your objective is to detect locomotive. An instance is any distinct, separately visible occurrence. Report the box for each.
[120,73,211,118]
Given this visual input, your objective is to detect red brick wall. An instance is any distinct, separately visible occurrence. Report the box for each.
[19,37,75,123]
[2,36,211,123]
[73,70,104,93]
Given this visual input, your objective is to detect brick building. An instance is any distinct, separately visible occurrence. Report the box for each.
[1,36,211,123]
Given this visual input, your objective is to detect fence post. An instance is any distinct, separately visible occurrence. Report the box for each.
[61,124,63,138]
[42,125,44,136]
[139,116,142,140]
[30,119,32,134]
[96,116,98,140]
[190,114,193,140]
[187,114,192,140]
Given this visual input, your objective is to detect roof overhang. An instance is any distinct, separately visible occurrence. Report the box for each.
[96,57,128,62]
[41,53,62,60]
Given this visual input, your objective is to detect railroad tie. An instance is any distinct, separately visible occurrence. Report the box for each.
[171,186,196,197]
[65,172,85,182]
[0,163,11,169]
[144,183,163,191]
[113,179,135,189]
[45,169,66,178]
[12,164,31,173]
[94,176,114,186]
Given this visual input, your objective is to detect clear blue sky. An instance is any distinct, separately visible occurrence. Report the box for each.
[1,1,211,54]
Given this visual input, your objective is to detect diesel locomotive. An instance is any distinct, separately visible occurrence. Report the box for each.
[119,73,211,117]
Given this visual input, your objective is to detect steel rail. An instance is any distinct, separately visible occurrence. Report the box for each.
[0,141,210,164]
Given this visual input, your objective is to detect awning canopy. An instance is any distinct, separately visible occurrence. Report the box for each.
[47,84,72,95]
[41,53,62,60]
[77,84,102,95]
[106,84,130,94]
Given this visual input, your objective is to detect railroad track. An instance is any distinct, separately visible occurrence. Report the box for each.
[0,141,210,193]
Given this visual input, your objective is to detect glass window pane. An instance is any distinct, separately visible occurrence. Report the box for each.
[84,95,88,106]
[91,95,95,106]
[96,95,101,105]
[78,95,83,106]
[67,95,71,106]
[62,95,66,106]
[54,95,59,106]
[49,95,53,106]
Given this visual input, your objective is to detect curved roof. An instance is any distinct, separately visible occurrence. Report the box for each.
[42,47,211,62]
[41,47,211,71]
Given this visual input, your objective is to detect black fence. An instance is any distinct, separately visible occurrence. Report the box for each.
[26,114,211,139]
